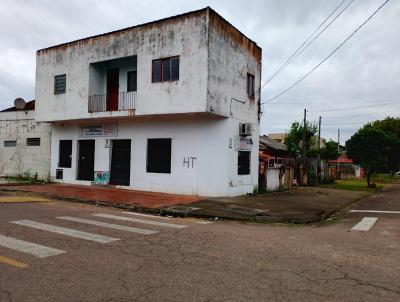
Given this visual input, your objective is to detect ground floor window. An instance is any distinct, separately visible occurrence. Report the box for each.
[147,138,171,173]
[4,140,16,147]
[27,138,40,146]
[59,140,72,168]
[238,151,251,175]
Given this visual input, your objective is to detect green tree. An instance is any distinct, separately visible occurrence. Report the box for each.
[372,117,400,176]
[285,121,318,185]
[285,121,318,158]
[346,124,393,187]
[320,140,340,161]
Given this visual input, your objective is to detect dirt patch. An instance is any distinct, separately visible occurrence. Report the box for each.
[161,187,369,224]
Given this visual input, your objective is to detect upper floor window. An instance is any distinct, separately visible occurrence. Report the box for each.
[27,138,40,146]
[127,71,137,92]
[247,73,255,97]
[152,56,179,83]
[54,74,66,94]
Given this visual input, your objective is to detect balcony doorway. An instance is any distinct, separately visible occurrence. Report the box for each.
[106,68,119,111]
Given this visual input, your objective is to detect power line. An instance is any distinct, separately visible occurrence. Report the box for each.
[266,99,400,105]
[316,101,400,112]
[322,107,400,119]
[262,0,391,105]
[261,0,353,88]
[266,100,400,112]
[323,121,368,125]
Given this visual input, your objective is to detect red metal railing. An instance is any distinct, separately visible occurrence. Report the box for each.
[88,91,136,113]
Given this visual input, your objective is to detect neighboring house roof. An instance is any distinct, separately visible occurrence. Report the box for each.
[268,133,286,143]
[1,100,35,112]
[329,154,354,164]
[259,135,286,151]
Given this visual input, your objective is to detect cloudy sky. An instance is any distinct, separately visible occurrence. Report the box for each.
[0,0,399,142]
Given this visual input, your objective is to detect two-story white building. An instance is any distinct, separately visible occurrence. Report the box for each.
[35,7,262,196]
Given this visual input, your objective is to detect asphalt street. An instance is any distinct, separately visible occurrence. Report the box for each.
[0,184,399,302]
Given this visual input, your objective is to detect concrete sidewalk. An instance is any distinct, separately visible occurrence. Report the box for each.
[0,183,201,209]
[0,183,370,223]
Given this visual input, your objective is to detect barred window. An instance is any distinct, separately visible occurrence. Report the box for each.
[247,73,255,97]
[4,140,16,147]
[54,74,66,94]
[27,138,40,146]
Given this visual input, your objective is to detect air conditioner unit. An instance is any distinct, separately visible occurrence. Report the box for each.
[239,123,252,136]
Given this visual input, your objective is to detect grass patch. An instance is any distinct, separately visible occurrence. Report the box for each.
[6,173,47,184]
[322,179,384,192]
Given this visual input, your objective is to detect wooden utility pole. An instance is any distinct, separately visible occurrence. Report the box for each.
[336,128,340,180]
[317,116,322,184]
[302,108,307,159]
[301,108,307,185]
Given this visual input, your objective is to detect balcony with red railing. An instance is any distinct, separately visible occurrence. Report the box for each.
[88,91,136,113]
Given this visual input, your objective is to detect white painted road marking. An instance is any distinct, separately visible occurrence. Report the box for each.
[351,217,378,231]
[351,210,400,214]
[93,213,187,229]
[11,220,119,243]
[0,234,65,258]
[194,221,213,224]
[122,211,171,220]
[57,216,158,235]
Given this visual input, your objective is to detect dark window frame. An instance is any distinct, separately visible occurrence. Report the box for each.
[26,138,41,146]
[127,70,137,92]
[54,74,66,95]
[247,73,255,98]
[59,140,72,168]
[4,140,17,147]
[146,138,172,174]
[238,151,251,175]
[152,56,180,83]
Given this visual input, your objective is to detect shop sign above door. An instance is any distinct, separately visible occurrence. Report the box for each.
[79,124,118,137]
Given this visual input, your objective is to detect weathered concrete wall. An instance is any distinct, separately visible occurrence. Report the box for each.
[266,168,280,191]
[50,118,255,196]
[36,10,209,122]
[207,10,261,195]
[0,111,51,180]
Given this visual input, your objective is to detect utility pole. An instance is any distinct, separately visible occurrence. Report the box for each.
[317,116,322,184]
[302,108,307,159]
[336,128,340,180]
[301,108,307,185]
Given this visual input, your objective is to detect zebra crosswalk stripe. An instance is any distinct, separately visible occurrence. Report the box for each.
[93,213,187,229]
[122,211,171,220]
[0,234,65,258]
[351,217,378,231]
[11,220,119,243]
[57,216,158,235]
